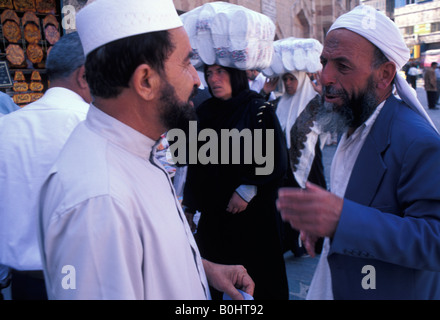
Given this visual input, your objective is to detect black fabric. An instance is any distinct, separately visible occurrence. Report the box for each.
[10,270,47,300]
[272,95,327,256]
[183,89,289,300]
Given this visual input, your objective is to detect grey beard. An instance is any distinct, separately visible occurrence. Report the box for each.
[316,78,379,134]
[316,101,350,134]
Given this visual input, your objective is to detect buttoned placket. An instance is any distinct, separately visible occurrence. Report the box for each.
[149,142,210,300]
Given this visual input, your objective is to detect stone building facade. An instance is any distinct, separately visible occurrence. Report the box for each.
[173,0,360,43]
[394,0,440,54]
[63,0,360,43]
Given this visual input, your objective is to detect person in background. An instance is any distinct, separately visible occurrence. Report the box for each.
[406,62,418,90]
[39,0,254,300]
[435,62,440,106]
[0,92,19,117]
[246,69,277,101]
[272,70,327,256]
[183,64,289,300]
[0,32,91,300]
[424,62,438,110]
[0,93,19,300]
[277,5,440,299]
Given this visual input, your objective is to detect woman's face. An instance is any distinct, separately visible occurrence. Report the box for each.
[206,65,233,100]
[282,73,298,96]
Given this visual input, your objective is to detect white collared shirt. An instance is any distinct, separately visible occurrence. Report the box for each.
[0,87,89,271]
[307,100,386,300]
[39,105,209,300]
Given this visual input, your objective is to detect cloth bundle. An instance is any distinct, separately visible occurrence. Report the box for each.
[180,1,275,70]
[262,37,323,77]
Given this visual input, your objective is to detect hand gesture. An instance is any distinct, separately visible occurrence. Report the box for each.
[277,182,343,238]
[310,71,322,95]
[202,260,255,300]
[262,77,279,96]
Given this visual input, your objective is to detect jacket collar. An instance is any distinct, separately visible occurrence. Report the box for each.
[344,95,399,205]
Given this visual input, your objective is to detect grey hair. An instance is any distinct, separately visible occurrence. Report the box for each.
[46,31,85,81]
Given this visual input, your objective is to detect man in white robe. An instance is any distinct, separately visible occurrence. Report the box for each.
[0,32,91,300]
[38,0,254,300]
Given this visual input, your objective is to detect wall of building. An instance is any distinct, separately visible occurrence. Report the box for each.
[173,0,359,43]
[394,0,440,54]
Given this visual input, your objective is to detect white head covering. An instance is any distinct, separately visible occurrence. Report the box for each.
[276,71,321,187]
[276,71,317,149]
[329,4,437,133]
[76,0,183,56]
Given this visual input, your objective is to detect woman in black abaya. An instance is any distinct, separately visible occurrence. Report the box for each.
[183,64,289,300]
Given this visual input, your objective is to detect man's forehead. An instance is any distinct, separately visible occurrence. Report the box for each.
[323,29,374,58]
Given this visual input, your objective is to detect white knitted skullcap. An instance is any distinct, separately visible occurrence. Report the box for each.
[76,0,183,56]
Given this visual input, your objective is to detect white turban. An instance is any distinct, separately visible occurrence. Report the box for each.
[329,5,437,132]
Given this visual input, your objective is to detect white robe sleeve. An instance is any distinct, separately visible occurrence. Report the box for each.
[42,196,144,300]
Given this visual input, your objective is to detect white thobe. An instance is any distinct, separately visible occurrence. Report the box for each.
[306,101,385,300]
[0,88,89,271]
[39,105,210,300]
[249,73,276,100]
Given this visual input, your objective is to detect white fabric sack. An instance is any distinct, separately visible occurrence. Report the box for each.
[263,37,323,77]
[181,2,275,70]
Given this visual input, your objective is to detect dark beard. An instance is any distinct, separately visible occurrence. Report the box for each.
[158,81,198,135]
[316,76,378,134]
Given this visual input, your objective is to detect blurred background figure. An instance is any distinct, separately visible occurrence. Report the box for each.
[246,69,277,101]
[0,32,91,300]
[0,92,19,117]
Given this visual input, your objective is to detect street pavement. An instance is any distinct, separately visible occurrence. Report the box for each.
[285,82,440,300]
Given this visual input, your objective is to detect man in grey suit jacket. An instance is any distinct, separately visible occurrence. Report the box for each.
[277,5,440,299]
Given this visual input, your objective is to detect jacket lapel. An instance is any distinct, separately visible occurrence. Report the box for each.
[344,96,399,206]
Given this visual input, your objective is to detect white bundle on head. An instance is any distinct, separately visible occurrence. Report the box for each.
[329,4,437,133]
[180,2,275,70]
[262,37,323,78]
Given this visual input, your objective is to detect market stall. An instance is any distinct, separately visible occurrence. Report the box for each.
[0,0,62,107]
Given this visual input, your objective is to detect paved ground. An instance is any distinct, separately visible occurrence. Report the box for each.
[286,82,440,300]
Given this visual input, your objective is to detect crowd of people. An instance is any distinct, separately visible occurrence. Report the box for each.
[1,0,440,301]
[404,60,440,109]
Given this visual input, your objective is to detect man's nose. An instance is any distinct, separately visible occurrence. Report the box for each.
[190,64,201,88]
[320,64,336,87]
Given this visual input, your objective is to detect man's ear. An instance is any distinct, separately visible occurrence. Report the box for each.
[377,61,396,90]
[131,64,160,101]
[73,65,92,103]
[76,65,88,90]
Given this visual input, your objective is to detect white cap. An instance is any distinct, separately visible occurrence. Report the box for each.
[76,0,183,56]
